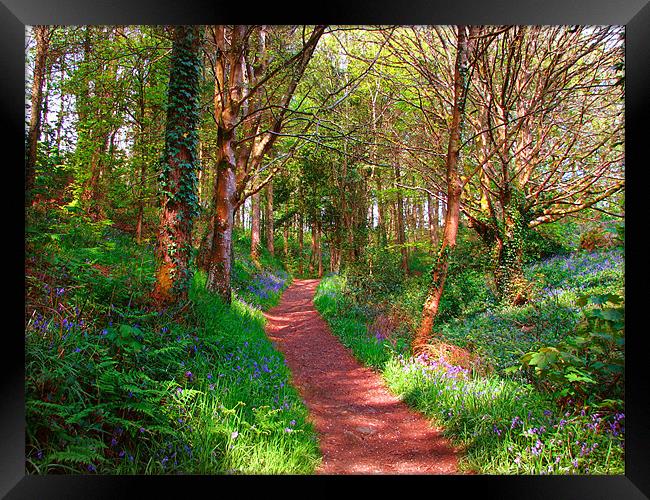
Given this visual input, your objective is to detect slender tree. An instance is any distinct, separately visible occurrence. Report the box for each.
[265,180,275,256]
[413,25,477,353]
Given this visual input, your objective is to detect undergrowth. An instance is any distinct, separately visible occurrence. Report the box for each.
[25,207,320,474]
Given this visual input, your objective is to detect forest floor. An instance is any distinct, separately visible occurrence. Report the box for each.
[264,279,462,474]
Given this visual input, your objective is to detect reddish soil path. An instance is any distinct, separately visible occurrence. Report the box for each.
[264,279,460,475]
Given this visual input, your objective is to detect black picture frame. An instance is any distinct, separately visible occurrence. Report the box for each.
[7,1,648,497]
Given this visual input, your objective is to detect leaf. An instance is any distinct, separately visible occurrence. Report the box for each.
[527,347,560,370]
[599,308,624,322]
[564,368,596,384]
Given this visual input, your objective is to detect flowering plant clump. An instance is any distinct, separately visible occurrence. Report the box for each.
[384,352,625,475]
[235,269,289,309]
[526,248,623,301]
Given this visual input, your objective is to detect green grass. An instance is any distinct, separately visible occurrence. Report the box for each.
[25,208,321,474]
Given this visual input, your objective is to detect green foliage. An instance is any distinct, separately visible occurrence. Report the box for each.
[314,275,407,369]
[519,293,624,408]
[579,223,620,252]
[344,249,405,309]
[385,354,624,474]
[231,229,292,309]
[522,222,573,263]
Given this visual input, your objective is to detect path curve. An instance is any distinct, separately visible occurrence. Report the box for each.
[264,279,460,475]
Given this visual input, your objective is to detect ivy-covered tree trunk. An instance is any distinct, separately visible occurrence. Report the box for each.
[26,25,51,207]
[493,195,529,304]
[152,25,203,305]
[413,25,474,354]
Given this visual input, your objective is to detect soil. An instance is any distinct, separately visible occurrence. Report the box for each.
[264,279,461,475]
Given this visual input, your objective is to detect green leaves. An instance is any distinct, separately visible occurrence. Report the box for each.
[105,324,145,353]
[521,347,561,373]
[519,291,624,406]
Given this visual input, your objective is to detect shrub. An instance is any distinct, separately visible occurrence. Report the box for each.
[519,292,624,410]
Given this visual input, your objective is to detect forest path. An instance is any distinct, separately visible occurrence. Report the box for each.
[263,279,460,474]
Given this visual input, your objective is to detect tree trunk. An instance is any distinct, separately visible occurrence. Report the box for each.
[394,163,408,274]
[427,191,439,251]
[283,222,289,261]
[298,213,304,276]
[54,55,66,152]
[309,224,316,276]
[26,25,51,206]
[251,191,261,263]
[265,180,274,256]
[135,154,146,244]
[152,25,203,305]
[376,176,386,245]
[494,197,528,304]
[413,25,474,353]
[206,159,236,304]
[234,203,241,228]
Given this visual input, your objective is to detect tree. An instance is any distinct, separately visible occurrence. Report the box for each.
[462,26,624,303]
[413,25,478,353]
[204,25,325,303]
[152,25,203,305]
[26,25,55,206]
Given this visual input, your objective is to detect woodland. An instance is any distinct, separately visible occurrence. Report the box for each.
[25,25,625,475]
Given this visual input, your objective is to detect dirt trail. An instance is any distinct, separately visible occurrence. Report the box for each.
[264,279,460,474]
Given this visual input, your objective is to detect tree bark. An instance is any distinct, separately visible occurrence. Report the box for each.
[427,191,439,251]
[298,213,304,276]
[317,222,323,278]
[283,221,289,260]
[394,162,408,274]
[251,191,261,263]
[206,157,237,303]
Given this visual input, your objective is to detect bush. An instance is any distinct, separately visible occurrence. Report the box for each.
[519,292,624,410]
